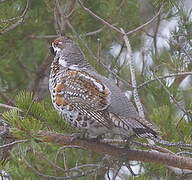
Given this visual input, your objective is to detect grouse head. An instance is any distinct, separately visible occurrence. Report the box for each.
[50,36,88,68]
[50,36,72,56]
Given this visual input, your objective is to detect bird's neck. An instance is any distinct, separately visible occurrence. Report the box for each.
[52,51,92,71]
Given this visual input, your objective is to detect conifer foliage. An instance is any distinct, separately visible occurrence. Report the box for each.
[0,0,192,179]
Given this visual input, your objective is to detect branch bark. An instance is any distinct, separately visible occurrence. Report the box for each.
[37,131,192,171]
[1,126,192,171]
[137,72,192,89]
[78,0,162,36]
[121,28,145,120]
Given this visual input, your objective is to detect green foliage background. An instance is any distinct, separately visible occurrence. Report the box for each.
[0,0,191,179]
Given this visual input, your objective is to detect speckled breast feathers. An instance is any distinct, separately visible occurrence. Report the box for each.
[49,36,158,139]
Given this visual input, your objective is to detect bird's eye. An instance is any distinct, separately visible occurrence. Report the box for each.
[53,40,62,46]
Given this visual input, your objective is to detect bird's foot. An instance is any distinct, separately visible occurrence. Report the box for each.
[70,132,104,143]
[70,131,89,142]
[89,134,103,142]
[123,135,136,148]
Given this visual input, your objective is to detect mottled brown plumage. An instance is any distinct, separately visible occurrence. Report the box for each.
[49,36,158,139]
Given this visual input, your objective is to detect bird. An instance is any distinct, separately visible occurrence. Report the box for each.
[49,36,158,140]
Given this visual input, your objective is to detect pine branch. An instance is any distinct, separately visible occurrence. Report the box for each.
[1,126,192,171]
[23,157,104,179]
[126,5,163,35]
[0,103,22,111]
[78,0,122,34]
[0,0,31,34]
[78,0,163,35]
[37,131,192,170]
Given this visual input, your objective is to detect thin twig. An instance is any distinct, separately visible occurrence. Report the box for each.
[54,1,60,35]
[125,162,137,176]
[78,0,163,36]
[29,26,104,39]
[23,157,104,179]
[152,138,192,148]
[137,72,192,89]
[55,145,84,174]
[54,0,76,35]
[64,0,76,18]
[153,10,161,55]
[29,26,105,39]
[112,164,122,180]
[28,34,59,39]
[55,0,65,34]
[109,42,125,86]
[0,103,22,111]
[121,28,145,120]
[126,6,163,35]
[107,167,111,180]
[35,151,72,173]
[80,26,105,37]
[0,0,31,34]
[132,141,174,154]
[63,151,70,177]
[0,92,15,106]
[23,158,74,179]
[151,71,187,115]
[177,151,192,156]
[0,140,28,149]
[78,0,122,34]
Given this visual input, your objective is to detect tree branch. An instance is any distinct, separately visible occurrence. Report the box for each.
[0,0,31,34]
[121,28,145,120]
[138,72,192,89]
[0,103,22,111]
[37,131,192,171]
[126,6,163,35]
[23,157,103,180]
[78,0,163,36]
[78,0,122,34]
[1,126,192,171]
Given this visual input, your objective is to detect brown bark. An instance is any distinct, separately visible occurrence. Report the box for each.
[1,126,192,171]
[38,131,192,170]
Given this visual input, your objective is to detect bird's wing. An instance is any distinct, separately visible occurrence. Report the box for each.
[95,74,158,138]
[54,69,113,128]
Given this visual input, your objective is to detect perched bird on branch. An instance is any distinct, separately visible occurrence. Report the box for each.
[49,36,158,140]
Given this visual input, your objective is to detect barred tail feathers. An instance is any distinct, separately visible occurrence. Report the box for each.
[111,114,159,139]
